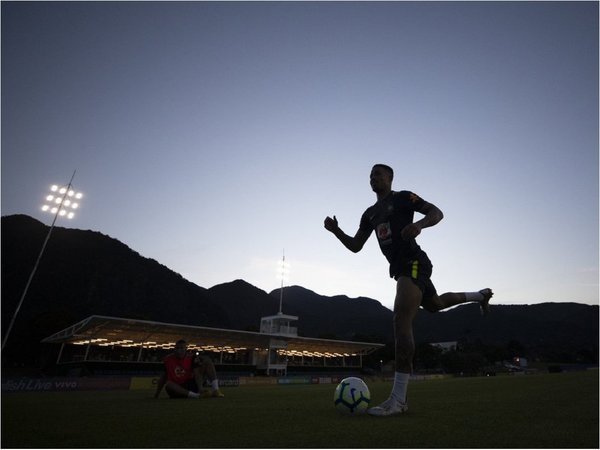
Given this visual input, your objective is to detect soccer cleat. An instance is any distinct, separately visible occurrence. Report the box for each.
[199,389,212,398]
[479,288,494,315]
[367,397,408,417]
[198,388,224,398]
[211,389,225,398]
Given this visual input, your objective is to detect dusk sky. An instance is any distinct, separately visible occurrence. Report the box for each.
[2,1,598,311]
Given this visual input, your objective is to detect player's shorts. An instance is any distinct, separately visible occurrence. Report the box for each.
[166,379,199,398]
[393,254,437,300]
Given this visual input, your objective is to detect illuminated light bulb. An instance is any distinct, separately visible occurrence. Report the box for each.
[59,210,66,216]
[42,183,83,218]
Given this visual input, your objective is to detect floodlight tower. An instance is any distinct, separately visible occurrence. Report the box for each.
[259,251,297,376]
[1,170,83,351]
[277,250,290,315]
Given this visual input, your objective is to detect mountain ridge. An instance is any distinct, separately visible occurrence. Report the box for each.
[2,214,597,367]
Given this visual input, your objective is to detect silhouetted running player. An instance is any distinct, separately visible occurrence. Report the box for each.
[324,163,493,416]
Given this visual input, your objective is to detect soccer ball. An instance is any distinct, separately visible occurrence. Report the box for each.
[333,377,370,415]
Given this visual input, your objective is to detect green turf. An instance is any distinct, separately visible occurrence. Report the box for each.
[2,371,598,448]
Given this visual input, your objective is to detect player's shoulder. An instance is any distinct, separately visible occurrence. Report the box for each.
[363,200,377,214]
[395,190,425,205]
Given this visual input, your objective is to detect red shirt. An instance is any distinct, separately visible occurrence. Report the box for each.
[163,352,198,385]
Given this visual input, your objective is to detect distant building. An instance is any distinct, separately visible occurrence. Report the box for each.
[513,357,528,368]
[41,314,384,377]
[258,313,299,376]
[501,357,528,372]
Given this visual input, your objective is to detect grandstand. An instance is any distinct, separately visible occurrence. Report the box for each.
[41,313,384,377]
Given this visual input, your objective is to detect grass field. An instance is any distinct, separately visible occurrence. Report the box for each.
[2,370,598,448]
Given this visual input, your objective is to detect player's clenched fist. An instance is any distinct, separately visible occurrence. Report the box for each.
[324,215,338,232]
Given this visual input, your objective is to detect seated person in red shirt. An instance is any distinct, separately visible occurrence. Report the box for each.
[154,339,224,399]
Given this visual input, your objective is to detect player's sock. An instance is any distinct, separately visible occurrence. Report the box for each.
[465,292,484,302]
[211,379,219,391]
[390,372,409,403]
[188,391,200,399]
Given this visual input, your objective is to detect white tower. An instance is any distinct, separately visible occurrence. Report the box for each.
[257,251,298,375]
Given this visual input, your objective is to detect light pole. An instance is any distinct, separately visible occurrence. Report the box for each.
[277,250,290,315]
[1,170,83,351]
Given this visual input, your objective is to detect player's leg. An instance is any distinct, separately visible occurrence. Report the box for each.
[393,276,422,374]
[422,288,494,314]
[368,276,421,417]
[195,357,224,397]
[165,380,199,399]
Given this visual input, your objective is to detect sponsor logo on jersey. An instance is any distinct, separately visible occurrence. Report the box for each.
[376,222,392,243]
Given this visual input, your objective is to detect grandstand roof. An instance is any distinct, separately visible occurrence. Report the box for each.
[41,315,384,356]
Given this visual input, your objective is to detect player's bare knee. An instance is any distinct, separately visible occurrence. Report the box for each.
[422,295,443,313]
[197,355,211,366]
[422,301,440,313]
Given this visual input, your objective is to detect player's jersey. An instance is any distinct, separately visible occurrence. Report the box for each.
[359,190,428,277]
[163,352,199,385]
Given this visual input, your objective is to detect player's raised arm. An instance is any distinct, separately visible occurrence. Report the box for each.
[324,215,370,253]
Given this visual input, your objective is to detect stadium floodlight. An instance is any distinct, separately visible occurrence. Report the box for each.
[41,183,83,220]
[2,170,83,351]
[277,254,290,283]
[276,250,291,314]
